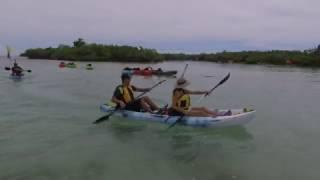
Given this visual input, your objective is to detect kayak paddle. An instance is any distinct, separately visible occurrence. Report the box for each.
[93,79,167,124]
[6,46,11,59]
[4,67,32,73]
[180,64,188,79]
[167,73,231,129]
[196,73,230,104]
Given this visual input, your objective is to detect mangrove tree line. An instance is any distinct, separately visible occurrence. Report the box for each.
[21,39,320,67]
[21,38,163,62]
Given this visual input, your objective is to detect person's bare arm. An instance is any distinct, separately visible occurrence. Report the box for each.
[112,96,125,108]
[133,87,150,92]
[184,89,208,95]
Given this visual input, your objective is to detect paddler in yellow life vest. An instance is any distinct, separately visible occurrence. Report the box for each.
[112,73,161,113]
[168,78,217,117]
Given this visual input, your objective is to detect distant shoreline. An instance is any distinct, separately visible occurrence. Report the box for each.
[20,38,320,67]
[19,57,320,69]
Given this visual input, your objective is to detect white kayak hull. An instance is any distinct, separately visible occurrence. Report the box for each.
[100,104,255,128]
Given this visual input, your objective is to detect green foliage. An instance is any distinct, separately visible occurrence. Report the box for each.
[189,49,320,67]
[21,39,163,62]
[162,53,195,60]
[73,38,86,48]
[21,40,320,67]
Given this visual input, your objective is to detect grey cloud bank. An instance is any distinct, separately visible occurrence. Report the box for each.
[1,0,320,54]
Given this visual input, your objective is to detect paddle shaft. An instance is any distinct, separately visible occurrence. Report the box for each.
[93,79,166,124]
[180,64,188,79]
[133,79,166,99]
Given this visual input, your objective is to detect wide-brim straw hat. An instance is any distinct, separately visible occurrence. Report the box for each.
[175,78,190,89]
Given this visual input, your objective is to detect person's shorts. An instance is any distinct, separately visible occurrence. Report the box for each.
[168,108,184,116]
[125,99,142,112]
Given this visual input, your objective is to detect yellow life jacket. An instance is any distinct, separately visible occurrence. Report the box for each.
[119,85,134,104]
[176,94,191,110]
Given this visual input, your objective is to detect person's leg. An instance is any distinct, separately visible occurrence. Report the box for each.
[140,100,153,113]
[126,99,152,112]
[185,110,210,117]
[191,107,217,116]
[141,96,159,110]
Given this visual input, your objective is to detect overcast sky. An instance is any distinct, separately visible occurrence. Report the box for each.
[1,0,320,54]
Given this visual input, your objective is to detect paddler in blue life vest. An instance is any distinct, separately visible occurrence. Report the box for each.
[112,73,161,113]
[168,78,218,117]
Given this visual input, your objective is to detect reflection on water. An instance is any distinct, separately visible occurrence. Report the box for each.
[106,118,253,166]
[162,126,253,164]
[106,118,148,142]
[107,119,253,143]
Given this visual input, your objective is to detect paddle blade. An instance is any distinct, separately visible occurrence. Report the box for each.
[159,79,166,84]
[218,73,230,86]
[27,70,32,73]
[5,67,11,71]
[206,73,231,96]
[93,115,110,124]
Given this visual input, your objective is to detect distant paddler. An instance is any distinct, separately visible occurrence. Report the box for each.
[86,64,93,70]
[11,62,24,76]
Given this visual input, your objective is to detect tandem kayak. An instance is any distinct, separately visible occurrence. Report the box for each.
[122,69,153,76]
[100,104,255,128]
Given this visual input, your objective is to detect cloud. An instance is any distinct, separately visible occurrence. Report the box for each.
[1,0,320,53]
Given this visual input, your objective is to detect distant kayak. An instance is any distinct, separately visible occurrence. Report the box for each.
[100,104,255,128]
[86,64,93,70]
[152,70,177,76]
[122,67,177,77]
[66,63,77,68]
[59,62,66,68]
[122,69,133,75]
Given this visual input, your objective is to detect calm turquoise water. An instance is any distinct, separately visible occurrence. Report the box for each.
[1,59,320,180]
